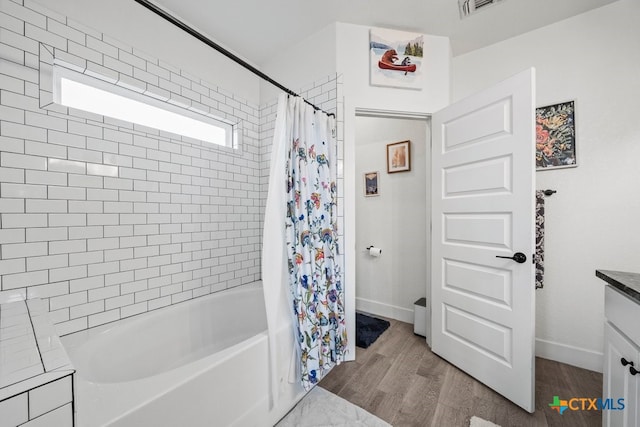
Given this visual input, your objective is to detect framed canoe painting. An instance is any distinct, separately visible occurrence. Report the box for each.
[536,100,577,170]
[370,27,424,90]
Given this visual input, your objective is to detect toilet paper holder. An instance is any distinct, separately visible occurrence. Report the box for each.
[365,246,382,253]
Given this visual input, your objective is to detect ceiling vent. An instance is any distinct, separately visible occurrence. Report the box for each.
[459,0,505,18]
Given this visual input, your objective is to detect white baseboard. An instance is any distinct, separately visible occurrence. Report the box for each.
[356,297,413,323]
[535,338,603,373]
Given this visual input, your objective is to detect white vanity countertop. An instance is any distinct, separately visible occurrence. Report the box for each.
[0,299,74,401]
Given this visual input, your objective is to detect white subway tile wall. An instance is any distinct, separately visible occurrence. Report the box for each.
[0,0,340,337]
[0,380,73,427]
[0,0,265,334]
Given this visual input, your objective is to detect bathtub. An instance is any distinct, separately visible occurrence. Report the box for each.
[62,282,305,427]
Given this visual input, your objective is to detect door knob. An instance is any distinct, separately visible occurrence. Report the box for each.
[495,252,527,264]
[621,358,634,367]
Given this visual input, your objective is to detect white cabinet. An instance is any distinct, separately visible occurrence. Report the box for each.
[603,285,640,427]
[603,322,639,426]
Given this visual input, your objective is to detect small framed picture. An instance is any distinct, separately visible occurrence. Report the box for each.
[364,171,379,197]
[387,140,411,173]
[536,100,577,170]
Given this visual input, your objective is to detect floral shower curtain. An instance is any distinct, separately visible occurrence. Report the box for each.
[284,96,347,390]
[263,93,347,396]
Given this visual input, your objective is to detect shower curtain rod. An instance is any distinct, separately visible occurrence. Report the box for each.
[133,0,335,117]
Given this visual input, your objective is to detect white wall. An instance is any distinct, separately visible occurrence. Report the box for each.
[335,23,449,341]
[262,22,451,112]
[32,0,260,104]
[260,23,337,104]
[336,23,450,114]
[355,116,429,322]
[261,22,451,353]
[452,0,640,372]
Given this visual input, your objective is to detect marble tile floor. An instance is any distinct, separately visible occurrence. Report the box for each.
[275,386,391,427]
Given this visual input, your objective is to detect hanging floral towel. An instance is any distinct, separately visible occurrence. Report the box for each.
[535,191,545,289]
[284,97,347,390]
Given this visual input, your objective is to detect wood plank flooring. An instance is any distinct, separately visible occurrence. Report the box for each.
[319,318,603,427]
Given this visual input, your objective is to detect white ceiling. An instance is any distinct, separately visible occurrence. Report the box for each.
[149,0,618,66]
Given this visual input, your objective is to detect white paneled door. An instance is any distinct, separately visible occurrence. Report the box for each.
[431,69,536,412]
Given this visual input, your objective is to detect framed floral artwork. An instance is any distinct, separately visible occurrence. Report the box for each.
[364,171,379,197]
[387,140,411,173]
[536,100,577,170]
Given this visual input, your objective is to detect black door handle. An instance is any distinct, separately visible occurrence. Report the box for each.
[621,358,634,367]
[630,366,639,376]
[495,252,527,264]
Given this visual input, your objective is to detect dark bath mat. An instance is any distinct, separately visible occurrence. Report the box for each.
[355,312,390,349]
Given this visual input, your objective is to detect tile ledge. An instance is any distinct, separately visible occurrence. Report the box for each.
[0,299,75,400]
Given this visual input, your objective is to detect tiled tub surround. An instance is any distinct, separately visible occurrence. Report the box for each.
[0,299,74,427]
[0,0,263,335]
[1,1,343,425]
[60,283,299,427]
